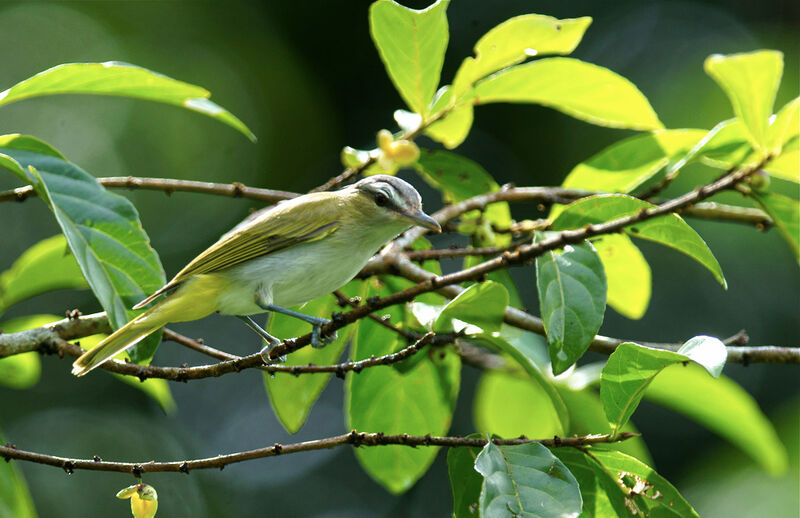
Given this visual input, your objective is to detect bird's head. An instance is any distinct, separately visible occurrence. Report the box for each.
[348,175,441,232]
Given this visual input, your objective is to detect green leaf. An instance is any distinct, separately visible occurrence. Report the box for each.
[645,363,788,475]
[601,338,727,434]
[751,191,799,260]
[447,437,483,518]
[764,142,799,183]
[552,194,727,287]
[704,50,784,152]
[0,62,255,141]
[551,448,631,517]
[346,278,459,493]
[425,86,474,148]
[561,129,707,193]
[475,440,582,518]
[0,428,37,518]
[0,136,166,363]
[588,449,700,517]
[767,96,799,152]
[452,15,592,97]
[0,235,88,314]
[470,57,663,130]
[535,236,607,375]
[0,315,56,389]
[264,281,365,433]
[555,385,652,464]
[369,0,450,117]
[592,234,651,320]
[434,281,508,334]
[474,370,565,438]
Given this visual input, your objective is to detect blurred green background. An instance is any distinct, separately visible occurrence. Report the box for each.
[0,0,797,516]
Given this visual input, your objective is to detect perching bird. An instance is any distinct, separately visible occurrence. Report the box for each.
[72,175,440,376]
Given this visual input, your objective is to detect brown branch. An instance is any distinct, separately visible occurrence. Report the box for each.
[0,431,638,475]
[403,240,532,262]
[0,177,297,204]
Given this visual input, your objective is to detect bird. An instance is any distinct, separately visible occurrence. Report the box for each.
[72,175,440,376]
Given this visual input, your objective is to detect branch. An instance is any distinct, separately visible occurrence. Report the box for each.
[0,431,638,475]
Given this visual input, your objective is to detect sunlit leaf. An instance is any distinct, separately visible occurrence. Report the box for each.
[561,129,706,193]
[434,281,508,334]
[592,234,651,320]
[704,50,783,152]
[552,194,726,287]
[0,314,56,389]
[0,234,88,315]
[764,143,799,183]
[470,57,663,130]
[0,428,36,518]
[766,96,799,153]
[0,135,166,364]
[751,191,799,260]
[425,86,474,148]
[369,0,450,117]
[645,363,788,475]
[535,236,607,375]
[264,281,365,433]
[601,339,726,434]
[475,440,582,518]
[0,62,255,140]
[452,15,592,97]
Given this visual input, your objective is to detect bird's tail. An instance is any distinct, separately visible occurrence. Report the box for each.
[71,305,169,377]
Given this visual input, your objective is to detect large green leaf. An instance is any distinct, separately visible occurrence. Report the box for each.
[346,279,459,494]
[764,142,799,183]
[451,15,592,97]
[645,363,788,475]
[475,440,582,518]
[425,86,474,148]
[0,136,166,363]
[561,129,706,193]
[592,234,651,320]
[447,437,483,518]
[552,194,726,287]
[551,448,631,517]
[751,191,800,261]
[0,62,255,141]
[0,428,36,518]
[264,281,365,433]
[474,370,564,438]
[369,0,449,117]
[704,50,783,152]
[601,338,727,434]
[470,57,663,130]
[0,235,88,315]
[588,450,700,517]
[433,281,508,334]
[535,236,607,375]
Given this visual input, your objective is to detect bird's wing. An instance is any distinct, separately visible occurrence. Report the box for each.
[133,194,341,309]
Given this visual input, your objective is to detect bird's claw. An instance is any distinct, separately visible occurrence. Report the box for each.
[311,320,336,348]
[260,339,285,364]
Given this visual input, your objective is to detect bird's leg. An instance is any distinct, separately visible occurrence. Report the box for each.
[237,316,285,363]
[259,304,337,349]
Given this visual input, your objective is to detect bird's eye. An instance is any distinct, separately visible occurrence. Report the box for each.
[374,192,389,207]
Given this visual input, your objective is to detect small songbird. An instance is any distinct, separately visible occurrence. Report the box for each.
[72,175,440,376]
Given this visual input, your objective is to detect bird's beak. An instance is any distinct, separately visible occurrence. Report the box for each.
[404,209,441,233]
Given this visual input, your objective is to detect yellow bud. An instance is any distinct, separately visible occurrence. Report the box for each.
[377,129,393,152]
[117,483,158,518]
[386,140,420,166]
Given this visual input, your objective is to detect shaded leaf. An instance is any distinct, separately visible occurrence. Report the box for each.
[552,194,726,287]
[0,136,166,363]
[592,234,651,320]
[447,436,483,518]
[535,236,607,375]
[0,428,36,518]
[0,62,255,140]
[551,448,632,517]
[434,281,508,334]
[645,363,788,475]
[0,234,88,315]
[751,191,799,260]
[475,440,582,518]
[704,50,783,152]
[470,57,663,130]
[264,281,365,433]
[452,15,592,97]
[561,129,706,193]
[369,0,450,117]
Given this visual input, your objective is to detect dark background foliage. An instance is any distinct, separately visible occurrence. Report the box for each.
[0,1,797,516]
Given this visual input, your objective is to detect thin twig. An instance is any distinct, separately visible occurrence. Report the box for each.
[0,431,638,475]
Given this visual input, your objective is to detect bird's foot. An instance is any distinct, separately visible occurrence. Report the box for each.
[259,337,285,364]
[310,319,336,348]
